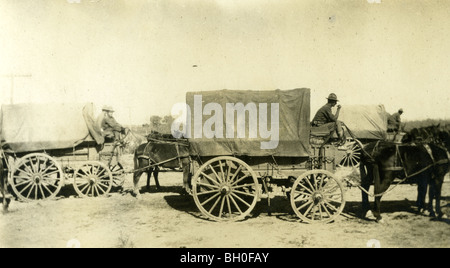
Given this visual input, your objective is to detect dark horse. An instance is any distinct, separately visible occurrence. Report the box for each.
[359,140,448,222]
[132,135,191,198]
[403,125,450,216]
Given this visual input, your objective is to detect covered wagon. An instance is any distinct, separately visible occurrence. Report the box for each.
[181,88,347,223]
[0,103,125,201]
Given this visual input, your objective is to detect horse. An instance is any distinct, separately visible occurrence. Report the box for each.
[402,126,433,143]
[359,140,448,222]
[132,135,191,199]
[400,125,449,215]
[438,129,450,152]
[402,124,448,146]
[425,142,449,218]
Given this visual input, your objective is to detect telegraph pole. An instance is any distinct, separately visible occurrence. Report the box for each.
[1,74,32,104]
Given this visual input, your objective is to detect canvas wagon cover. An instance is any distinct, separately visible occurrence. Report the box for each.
[339,104,388,140]
[0,103,103,153]
[186,88,311,157]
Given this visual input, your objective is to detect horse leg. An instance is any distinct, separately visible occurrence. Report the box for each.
[146,167,153,191]
[1,164,8,213]
[181,163,192,195]
[360,162,372,218]
[426,175,437,217]
[133,158,145,199]
[153,167,161,191]
[416,173,428,214]
[1,158,12,212]
[432,175,445,219]
[133,171,142,198]
[372,164,385,222]
[374,167,397,223]
[373,196,384,223]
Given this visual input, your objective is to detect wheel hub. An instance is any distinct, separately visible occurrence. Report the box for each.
[220,184,231,195]
[89,177,97,185]
[312,192,323,204]
[33,174,43,184]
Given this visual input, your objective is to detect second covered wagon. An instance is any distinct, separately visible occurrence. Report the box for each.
[177,88,347,223]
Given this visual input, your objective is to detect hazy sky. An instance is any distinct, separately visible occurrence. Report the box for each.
[1,0,449,124]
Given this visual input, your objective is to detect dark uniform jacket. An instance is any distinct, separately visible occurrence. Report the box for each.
[387,112,401,131]
[102,116,124,132]
[311,103,337,126]
[101,115,124,139]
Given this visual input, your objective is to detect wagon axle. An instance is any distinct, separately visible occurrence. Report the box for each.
[312,192,323,204]
[33,175,43,184]
[220,185,231,195]
[88,177,97,185]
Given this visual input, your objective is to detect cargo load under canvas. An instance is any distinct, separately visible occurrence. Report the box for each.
[339,104,388,140]
[185,88,311,157]
[0,103,104,153]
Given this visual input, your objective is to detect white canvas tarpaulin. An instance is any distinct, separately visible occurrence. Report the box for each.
[0,103,104,153]
[339,104,388,140]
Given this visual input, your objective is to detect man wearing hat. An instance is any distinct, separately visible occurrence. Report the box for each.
[311,93,345,145]
[100,105,126,141]
[387,108,404,133]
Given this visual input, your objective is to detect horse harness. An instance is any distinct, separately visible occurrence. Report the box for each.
[376,142,448,178]
[351,141,449,198]
[134,139,190,173]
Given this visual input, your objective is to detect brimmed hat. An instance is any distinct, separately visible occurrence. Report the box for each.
[102,105,114,112]
[398,108,404,113]
[326,93,338,101]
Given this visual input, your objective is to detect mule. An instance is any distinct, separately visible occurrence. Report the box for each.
[132,139,191,198]
[424,143,449,218]
[437,128,450,152]
[402,125,449,216]
[359,141,448,222]
[402,124,447,145]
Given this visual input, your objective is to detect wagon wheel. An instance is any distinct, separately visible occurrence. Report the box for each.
[338,141,361,168]
[109,163,125,188]
[290,170,345,223]
[73,161,113,198]
[10,153,63,202]
[192,156,259,222]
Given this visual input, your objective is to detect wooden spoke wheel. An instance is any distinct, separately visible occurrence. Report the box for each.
[73,161,113,198]
[338,141,361,168]
[10,153,63,202]
[290,170,345,223]
[109,163,125,188]
[192,156,259,222]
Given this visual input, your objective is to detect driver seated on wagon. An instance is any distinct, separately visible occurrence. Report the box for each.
[98,105,127,142]
[310,93,346,146]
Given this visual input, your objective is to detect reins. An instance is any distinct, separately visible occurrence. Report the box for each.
[129,135,190,174]
[342,124,450,197]
[346,142,449,198]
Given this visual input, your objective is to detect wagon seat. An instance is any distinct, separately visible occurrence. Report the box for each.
[309,125,340,147]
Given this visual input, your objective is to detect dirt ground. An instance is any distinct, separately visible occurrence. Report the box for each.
[0,154,449,248]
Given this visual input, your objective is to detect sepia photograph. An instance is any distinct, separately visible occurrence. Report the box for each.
[0,0,449,250]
